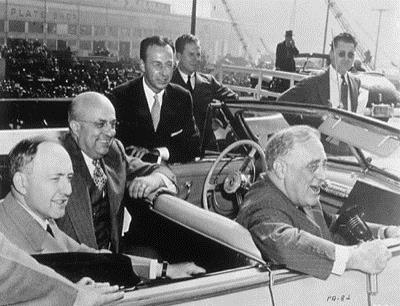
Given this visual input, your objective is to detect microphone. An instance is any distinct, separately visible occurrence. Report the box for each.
[333,205,373,244]
[332,206,377,296]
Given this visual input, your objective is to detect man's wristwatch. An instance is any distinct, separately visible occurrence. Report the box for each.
[161,261,169,279]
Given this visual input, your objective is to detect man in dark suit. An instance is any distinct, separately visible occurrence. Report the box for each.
[275,30,299,73]
[110,36,200,163]
[171,34,238,136]
[275,30,299,92]
[57,91,205,278]
[278,33,361,112]
[237,125,399,280]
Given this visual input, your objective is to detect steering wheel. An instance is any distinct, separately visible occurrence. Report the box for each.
[202,139,266,218]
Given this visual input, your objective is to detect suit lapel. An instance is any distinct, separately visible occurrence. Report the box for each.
[63,135,97,247]
[348,75,358,112]
[317,70,330,106]
[3,195,66,253]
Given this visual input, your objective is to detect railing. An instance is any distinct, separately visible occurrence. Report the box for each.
[215,64,307,100]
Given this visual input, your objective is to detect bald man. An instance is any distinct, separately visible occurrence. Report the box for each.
[57,92,204,279]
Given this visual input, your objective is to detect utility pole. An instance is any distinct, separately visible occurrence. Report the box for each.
[190,0,197,35]
[5,0,8,46]
[372,8,389,70]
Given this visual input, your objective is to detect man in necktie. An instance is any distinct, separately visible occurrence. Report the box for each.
[57,91,204,278]
[0,136,204,284]
[237,125,400,280]
[171,34,238,135]
[278,33,362,113]
[110,36,200,163]
[151,93,161,130]
[340,74,348,110]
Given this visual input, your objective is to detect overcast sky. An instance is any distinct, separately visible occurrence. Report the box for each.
[159,0,399,73]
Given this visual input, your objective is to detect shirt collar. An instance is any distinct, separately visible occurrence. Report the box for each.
[81,150,96,178]
[16,199,49,230]
[178,68,194,82]
[142,77,165,110]
[329,65,348,83]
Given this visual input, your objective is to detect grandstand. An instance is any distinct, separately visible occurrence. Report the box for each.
[0,0,238,62]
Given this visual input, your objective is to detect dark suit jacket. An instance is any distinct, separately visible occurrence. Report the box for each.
[278,69,361,112]
[275,41,299,72]
[237,176,335,279]
[57,133,176,253]
[0,192,94,254]
[109,77,200,163]
[237,175,383,280]
[0,231,78,305]
[171,70,238,134]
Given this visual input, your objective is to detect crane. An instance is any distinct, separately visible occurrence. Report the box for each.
[325,0,373,70]
[220,0,253,64]
[259,38,274,56]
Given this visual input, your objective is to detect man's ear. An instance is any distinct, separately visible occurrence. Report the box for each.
[176,52,182,62]
[139,59,145,73]
[69,120,80,137]
[272,158,287,180]
[12,172,28,195]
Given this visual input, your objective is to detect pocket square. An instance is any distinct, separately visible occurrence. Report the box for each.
[171,129,183,137]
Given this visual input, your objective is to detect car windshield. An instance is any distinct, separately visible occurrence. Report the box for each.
[229,105,400,180]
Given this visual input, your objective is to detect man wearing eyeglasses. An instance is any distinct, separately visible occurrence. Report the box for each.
[237,125,400,280]
[278,33,362,113]
[57,91,205,279]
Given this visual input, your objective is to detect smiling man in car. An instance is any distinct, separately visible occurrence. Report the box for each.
[237,125,400,280]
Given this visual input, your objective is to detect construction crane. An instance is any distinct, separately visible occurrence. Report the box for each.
[325,0,373,70]
[259,38,274,56]
[220,0,253,64]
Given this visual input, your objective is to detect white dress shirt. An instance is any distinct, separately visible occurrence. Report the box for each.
[142,78,170,161]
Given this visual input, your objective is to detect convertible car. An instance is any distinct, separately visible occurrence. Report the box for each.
[0,99,400,305]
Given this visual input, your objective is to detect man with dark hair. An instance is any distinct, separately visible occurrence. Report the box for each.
[274,30,300,92]
[1,134,204,280]
[110,35,200,163]
[237,125,400,280]
[278,33,361,112]
[0,137,124,305]
[171,33,238,135]
[275,30,299,73]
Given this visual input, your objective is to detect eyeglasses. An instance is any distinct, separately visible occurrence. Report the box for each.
[305,159,327,174]
[78,119,119,130]
[337,51,355,59]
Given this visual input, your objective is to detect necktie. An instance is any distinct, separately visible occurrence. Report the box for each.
[92,159,107,190]
[340,75,348,110]
[151,94,161,130]
[46,224,54,237]
[186,75,193,92]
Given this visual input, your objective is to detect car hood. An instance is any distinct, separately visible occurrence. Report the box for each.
[152,193,266,265]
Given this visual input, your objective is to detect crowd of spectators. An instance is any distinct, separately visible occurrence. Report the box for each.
[0,40,140,98]
[0,39,253,99]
